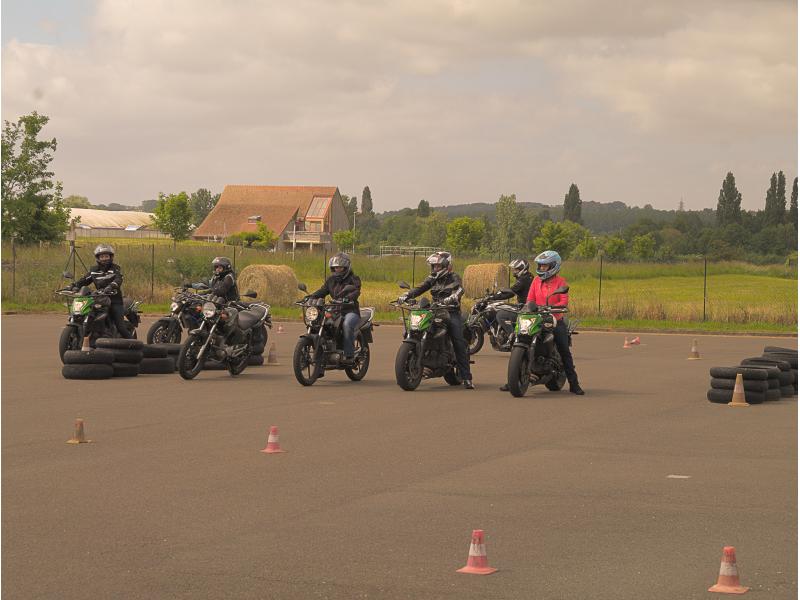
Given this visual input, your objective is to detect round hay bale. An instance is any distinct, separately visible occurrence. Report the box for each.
[238,264,300,307]
[462,263,509,299]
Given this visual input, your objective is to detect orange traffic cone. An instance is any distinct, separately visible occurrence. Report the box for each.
[260,426,286,454]
[708,546,749,594]
[277,324,285,334]
[630,336,641,345]
[81,336,91,351]
[66,418,92,444]
[266,342,279,365]
[688,339,701,360]
[456,529,498,575]
[623,337,632,349]
[728,374,749,407]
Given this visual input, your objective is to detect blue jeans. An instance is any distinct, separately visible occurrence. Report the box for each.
[342,312,360,358]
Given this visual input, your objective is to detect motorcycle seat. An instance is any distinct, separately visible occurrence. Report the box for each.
[237,304,267,330]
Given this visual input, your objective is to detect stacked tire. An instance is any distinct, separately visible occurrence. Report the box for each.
[741,356,796,398]
[95,338,143,377]
[707,366,773,404]
[762,346,798,395]
[148,343,182,372]
[139,344,175,374]
[62,349,115,380]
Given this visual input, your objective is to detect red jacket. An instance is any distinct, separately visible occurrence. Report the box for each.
[526,274,569,320]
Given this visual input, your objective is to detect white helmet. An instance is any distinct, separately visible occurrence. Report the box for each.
[426,251,452,280]
[534,250,561,280]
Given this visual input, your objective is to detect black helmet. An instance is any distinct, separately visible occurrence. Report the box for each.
[212,256,233,274]
[329,252,351,280]
[94,244,115,266]
[426,251,452,280]
[508,258,530,279]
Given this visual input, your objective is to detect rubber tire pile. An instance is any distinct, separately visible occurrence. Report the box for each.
[708,345,798,404]
[62,338,142,380]
[147,343,182,372]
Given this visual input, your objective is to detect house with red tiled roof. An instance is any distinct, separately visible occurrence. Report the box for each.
[193,185,349,251]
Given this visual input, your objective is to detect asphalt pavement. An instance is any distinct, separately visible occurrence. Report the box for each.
[2,314,797,599]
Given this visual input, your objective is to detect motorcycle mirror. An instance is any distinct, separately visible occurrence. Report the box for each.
[191,282,206,290]
[553,285,569,295]
[418,297,431,308]
[499,287,513,295]
[524,301,537,312]
[398,281,410,289]
[297,282,308,292]
[244,290,257,298]
[62,271,74,280]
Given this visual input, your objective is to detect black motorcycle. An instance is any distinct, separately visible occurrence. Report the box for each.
[292,282,375,386]
[146,283,209,344]
[56,286,141,362]
[464,289,521,355]
[505,285,578,397]
[176,291,267,379]
[392,281,463,391]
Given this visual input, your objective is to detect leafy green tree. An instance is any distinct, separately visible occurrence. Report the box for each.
[189,188,220,226]
[342,195,358,223]
[63,195,91,208]
[419,212,448,247]
[494,194,524,257]
[333,229,356,251]
[446,216,485,254]
[777,171,787,222]
[572,235,598,259]
[140,199,158,212]
[151,191,193,242]
[361,186,374,215]
[417,199,430,217]
[790,177,798,229]
[716,172,742,226]
[764,172,780,226]
[563,183,582,224]
[631,233,656,260]
[1,112,69,242]
[252,223,278,249]
[225,231,260,247]
[533,220,588,258]
[602,236,627,261]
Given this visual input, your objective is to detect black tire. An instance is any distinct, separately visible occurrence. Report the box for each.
[707,388,765,404]
[780,385,796,398]
[62,363,114,380]
[394,342,422,391]
[763,346,797,355]
[59,327,82,362]
[443,368,462,386]
[112,362,139,377]
[63,349,114,365]
[345,334,371,381]
[293,337,321,386]
[710,377,769,392]
[248,354,265,366]
[741,357,790,371]
[227,351,249,376]
[96,338,144,351]
[138,357,176,374]
[762,352,798,368]
[767,377,779,389]
[153,342,182,355]
[146,320,182,344]
[466,325,484,355]
[177,339,206,380]
[251,343,266,355]
[709,366,768,380]
[545,371,567,391]
[111,349,143,364]
[252,324,269,347]
[507,346,530,397]
[765,388,781,401]
[141,344,168,359]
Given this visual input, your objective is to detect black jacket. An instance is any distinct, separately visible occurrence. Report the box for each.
[210,272,239,302]
[490,272,533,304]
[311,272,361,315]
[74,263,124,304]
[406,271,464,311]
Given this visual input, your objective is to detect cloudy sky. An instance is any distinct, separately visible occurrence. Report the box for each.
[2,0,796,211]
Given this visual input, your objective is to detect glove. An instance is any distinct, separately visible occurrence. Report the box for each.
[443,295,459,306]
[398,294,409,303]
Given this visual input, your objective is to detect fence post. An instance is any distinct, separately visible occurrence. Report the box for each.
[150,244,155,302]
[508,252,512,287]
[323,249,327,282]
[597,254,603,316]
[411,250,416,287]
[232,245,237,272]
[703,256,708,321]
[11,238,16,300]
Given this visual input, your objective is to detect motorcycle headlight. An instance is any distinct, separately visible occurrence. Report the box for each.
[202,302,217,318]
[305,306,319,322]
[517,317,533,334]
[409,313,424,329]
[71,299,86,314]
[170,302,179,312]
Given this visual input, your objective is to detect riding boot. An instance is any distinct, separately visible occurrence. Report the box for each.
[568,374,585,395]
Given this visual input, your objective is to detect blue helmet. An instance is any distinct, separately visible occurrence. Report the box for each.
[534,250,561,280]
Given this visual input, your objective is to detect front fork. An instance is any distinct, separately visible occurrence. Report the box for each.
[195,321,217,361]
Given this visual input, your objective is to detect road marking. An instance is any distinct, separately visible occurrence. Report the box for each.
[667,474,691,479]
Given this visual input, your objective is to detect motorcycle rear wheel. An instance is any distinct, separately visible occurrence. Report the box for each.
[443,368,462,385]
[507,346,530,397]
[345,334,370,381]
[227,353,249,376]
[177,339,206,380]
[545,371,567,391]
[293,337,321,386]
[466,325,484,355]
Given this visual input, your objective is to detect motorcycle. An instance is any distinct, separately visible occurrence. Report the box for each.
[146,283,210,344]
[56,285,141,362]
[505,285,578,397]
[176,290,268,379]
[291,282,375,386]
[464,288,521,355]
[392,281,464,391]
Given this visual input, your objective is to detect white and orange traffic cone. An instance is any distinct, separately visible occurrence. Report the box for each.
[66,418,92,444]
[456,529,498,575]
[708,546,749,594]
[277,324,285,334]
[266,342,279,365]
[81,336,91,351]
[630,336,641,345]
[728,374,749,407]
[623,337,632,349]
[688,339,701,360]
[260,426,286,454]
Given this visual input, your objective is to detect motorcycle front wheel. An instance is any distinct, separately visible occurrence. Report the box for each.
[59,326,82,362]
[507,346,530,397]
[395,343,423,391]
[147,319,181,344]
[466,325,484,355]
[345,333,370,381]
[293,337,321,386]
[177,339,206,380]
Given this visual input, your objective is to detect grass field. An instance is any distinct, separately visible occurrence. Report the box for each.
[2,240,797,332]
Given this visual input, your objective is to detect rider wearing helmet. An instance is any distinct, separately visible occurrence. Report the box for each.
[398,251,474,389]
[72,244,133,338]
[309,253,362,364]
[209,257,240,302]
[485,258,533,304]
[525,250,584,395]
